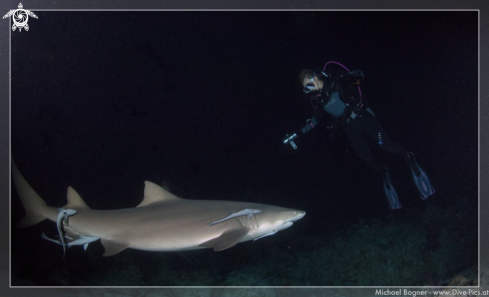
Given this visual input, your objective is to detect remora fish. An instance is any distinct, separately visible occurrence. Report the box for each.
[41,233,99,251]
[56,208,77,258]
[12,161,305,256]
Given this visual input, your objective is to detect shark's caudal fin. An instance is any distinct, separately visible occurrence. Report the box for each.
[12,160,54,228]
[12,160,91,228]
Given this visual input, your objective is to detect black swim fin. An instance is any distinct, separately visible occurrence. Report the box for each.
[382,168,402,209]
[406,152,435,200]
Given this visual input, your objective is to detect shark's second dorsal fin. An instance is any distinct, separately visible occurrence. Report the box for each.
[62,186,91,210]
[137,181,181,207]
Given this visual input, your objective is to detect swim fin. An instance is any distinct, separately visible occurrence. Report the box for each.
[406,152,435,200]
[382,168,402,209]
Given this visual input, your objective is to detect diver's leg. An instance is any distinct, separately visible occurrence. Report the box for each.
[360,112,409,159]
[360,112,435,199]
[343,125,401,209]
[343,125,385,173]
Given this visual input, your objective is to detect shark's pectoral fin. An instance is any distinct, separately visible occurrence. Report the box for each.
[101,239,129,256]
[199,229,248,251]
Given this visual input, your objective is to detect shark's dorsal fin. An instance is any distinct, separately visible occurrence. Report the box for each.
[62,186,91,210]
[137,181,181,207]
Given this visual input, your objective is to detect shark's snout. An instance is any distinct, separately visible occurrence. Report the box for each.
[279,210,305,230]
[291,210,306,221]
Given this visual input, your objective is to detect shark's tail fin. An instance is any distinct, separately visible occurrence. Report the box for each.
[12,160,53,228]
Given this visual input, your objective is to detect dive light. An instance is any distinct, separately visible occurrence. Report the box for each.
[283,133,298,149]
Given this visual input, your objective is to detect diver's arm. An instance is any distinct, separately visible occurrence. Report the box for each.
[299,107,325,134]
[284,109,333,148]
[284,114,320,147]
[300,117,318,134]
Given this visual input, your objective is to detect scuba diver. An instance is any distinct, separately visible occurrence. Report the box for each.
[283,61,435,209]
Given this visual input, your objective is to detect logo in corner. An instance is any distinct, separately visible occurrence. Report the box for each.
[3,3,38,32]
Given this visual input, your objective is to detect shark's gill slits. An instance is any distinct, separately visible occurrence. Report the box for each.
[239,213,259,230]
[252,214,259,229]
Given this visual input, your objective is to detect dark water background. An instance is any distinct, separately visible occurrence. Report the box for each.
[10,11,478,286]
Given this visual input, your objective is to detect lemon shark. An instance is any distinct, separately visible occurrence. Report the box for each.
[12,161,305,256]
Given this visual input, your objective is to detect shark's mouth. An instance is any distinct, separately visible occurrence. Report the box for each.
[253,221,294,241]
[279,221,294,230]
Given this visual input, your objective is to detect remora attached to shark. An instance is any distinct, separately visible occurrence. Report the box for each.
[12,161,305,256]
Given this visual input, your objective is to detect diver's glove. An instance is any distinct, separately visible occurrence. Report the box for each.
[283,131,300,149]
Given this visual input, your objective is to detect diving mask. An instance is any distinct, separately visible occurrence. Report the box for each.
[303,81,316,93]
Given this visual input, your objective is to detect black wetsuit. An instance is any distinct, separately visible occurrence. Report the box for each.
[299,70,409,173]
